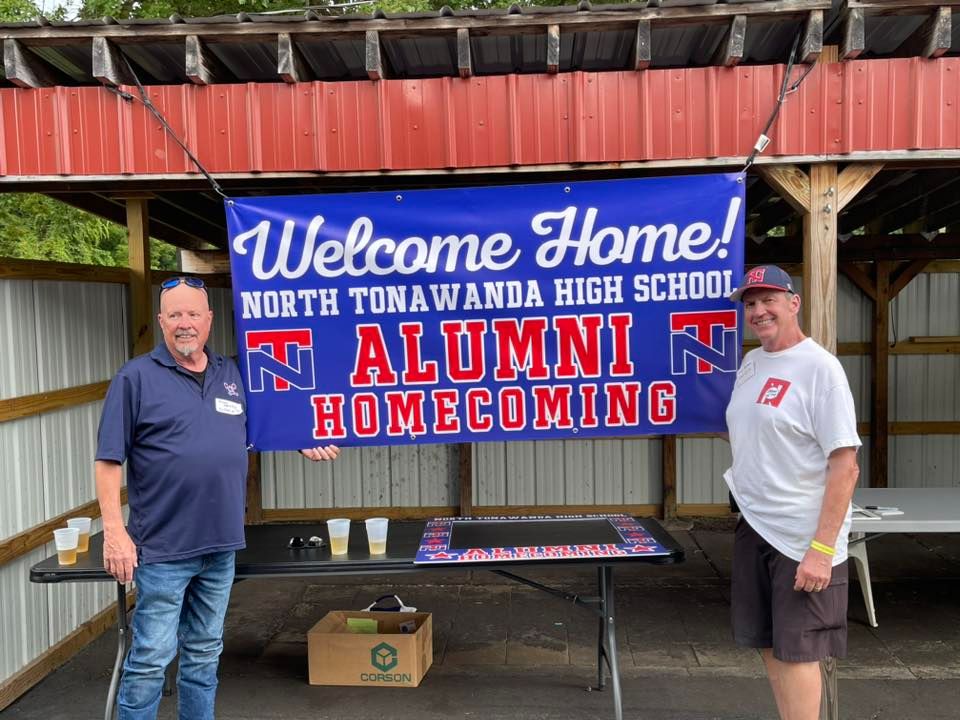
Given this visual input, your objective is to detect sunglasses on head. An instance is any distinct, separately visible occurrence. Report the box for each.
[160,276,206,293]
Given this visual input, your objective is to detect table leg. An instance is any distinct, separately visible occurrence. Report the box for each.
[105,583,128,720]
[600,566,623,720]
[848,533,878,627]
[594,566,606,691]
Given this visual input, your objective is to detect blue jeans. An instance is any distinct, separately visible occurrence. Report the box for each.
[118,551,235,720]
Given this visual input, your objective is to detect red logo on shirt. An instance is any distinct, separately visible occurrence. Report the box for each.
[756,378,791,407]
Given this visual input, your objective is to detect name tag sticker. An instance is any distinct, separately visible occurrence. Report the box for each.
[215,398,243,415]
[735,361,755,388]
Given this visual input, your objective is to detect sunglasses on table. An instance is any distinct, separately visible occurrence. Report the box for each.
[288,536,325,549]
[160,276,207,293]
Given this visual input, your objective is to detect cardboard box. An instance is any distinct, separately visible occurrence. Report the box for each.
[307,610,433,687]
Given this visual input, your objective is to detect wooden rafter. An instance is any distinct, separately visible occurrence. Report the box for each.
[457,28,472,78]
[896,6,952,58]
[92,36,135,86]
[840,7,865,60]
[634,20,651,70]
[547,24,560,73]
[3,38,61,88]
[278,32,311,83]
[800,9,823,63]
[713,15,747,67]
[366,30,383,80]
[757,165,810,215]
[837,162,884,211]
[186,35,230,84]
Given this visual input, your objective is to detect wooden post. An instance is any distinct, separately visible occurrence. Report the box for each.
[245,452,263,524]
[458,443,473,517]
[803,164,838,352]
[662,435,677,520]
[126,198,153,357]
[870,262,892,488]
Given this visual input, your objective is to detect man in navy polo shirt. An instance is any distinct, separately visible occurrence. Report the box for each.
[95,277,339,720]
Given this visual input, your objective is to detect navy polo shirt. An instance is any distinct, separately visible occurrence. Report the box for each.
[96,344,249,564]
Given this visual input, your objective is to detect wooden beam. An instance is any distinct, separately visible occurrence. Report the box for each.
[840,8,865,60]
[262,506,459,522]
[889,259,929,297]
[127,198,153,358]
[546,24,560,73]
[856,421,960,436]
[92,36,135,86]
[0,1,834,43]
[0,258,129,284]
[153,269,231,288]
[749,233,960,263]
[458,442,473,517]
[179,249,230,274]
[662,435,677,520]
[713,15,746,67]
[365,30,383,80]
[870,261,892,488]
[456,28,472,78]
[0,589,136,712]
[758,165,811,215]
[0,489,126,566]
[803,163,838,353]
[185,35,230,85]
[839,262,877,302]
[3,38,59,88]
[924,260,960,273]
[278,32,310,83]
[0,381,109,424]
[896,6,952,58]
[245,452,263,524]
[634,20,651,70]
[837,162,884,211]
[676,503,734,518]
[799,10,823,63]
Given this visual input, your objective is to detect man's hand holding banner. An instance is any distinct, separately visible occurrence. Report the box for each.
[225,174,745,449]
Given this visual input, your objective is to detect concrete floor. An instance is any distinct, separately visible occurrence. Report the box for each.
[7,524,960,719]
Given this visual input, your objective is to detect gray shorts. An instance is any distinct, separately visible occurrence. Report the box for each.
[731,517,848,662]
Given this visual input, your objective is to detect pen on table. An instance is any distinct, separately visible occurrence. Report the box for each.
[864,505,898,511]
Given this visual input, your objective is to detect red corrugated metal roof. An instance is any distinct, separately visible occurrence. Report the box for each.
[1,57,958,178]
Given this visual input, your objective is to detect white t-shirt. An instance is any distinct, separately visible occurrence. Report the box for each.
[724,338,861,564]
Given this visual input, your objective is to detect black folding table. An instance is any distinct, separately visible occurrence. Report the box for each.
[31,518,684,720]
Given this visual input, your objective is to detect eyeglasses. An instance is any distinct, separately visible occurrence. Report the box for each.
[160,276,206,294]
[288,536,325,549]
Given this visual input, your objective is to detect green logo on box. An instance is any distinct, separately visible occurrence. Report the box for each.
[371,641,398,671]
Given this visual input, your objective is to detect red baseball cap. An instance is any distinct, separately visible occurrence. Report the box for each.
[728,265,795,302]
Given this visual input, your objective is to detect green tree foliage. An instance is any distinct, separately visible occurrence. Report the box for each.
[0,194,178,269]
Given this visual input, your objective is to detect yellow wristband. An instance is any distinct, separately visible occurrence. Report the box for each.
[810,540,836,557]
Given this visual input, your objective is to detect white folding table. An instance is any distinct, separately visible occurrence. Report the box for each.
[849,487,960,627]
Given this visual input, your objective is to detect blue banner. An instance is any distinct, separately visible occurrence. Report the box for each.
[225,174,744,450]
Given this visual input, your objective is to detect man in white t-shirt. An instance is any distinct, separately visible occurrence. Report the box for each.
[724,265,861,720]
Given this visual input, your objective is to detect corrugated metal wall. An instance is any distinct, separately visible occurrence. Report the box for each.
[0,279,127,683]
[473,439,661,506]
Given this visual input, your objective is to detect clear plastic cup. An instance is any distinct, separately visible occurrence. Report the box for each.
[365,517,389,555]
[67,517,92,553]
[53,527,80,566]
[326,518,351,555]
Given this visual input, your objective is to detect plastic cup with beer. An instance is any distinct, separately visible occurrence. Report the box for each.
[326,518,351,556]
[53,527,80,566]
[67,517,92,553]
[364,517,389,555]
